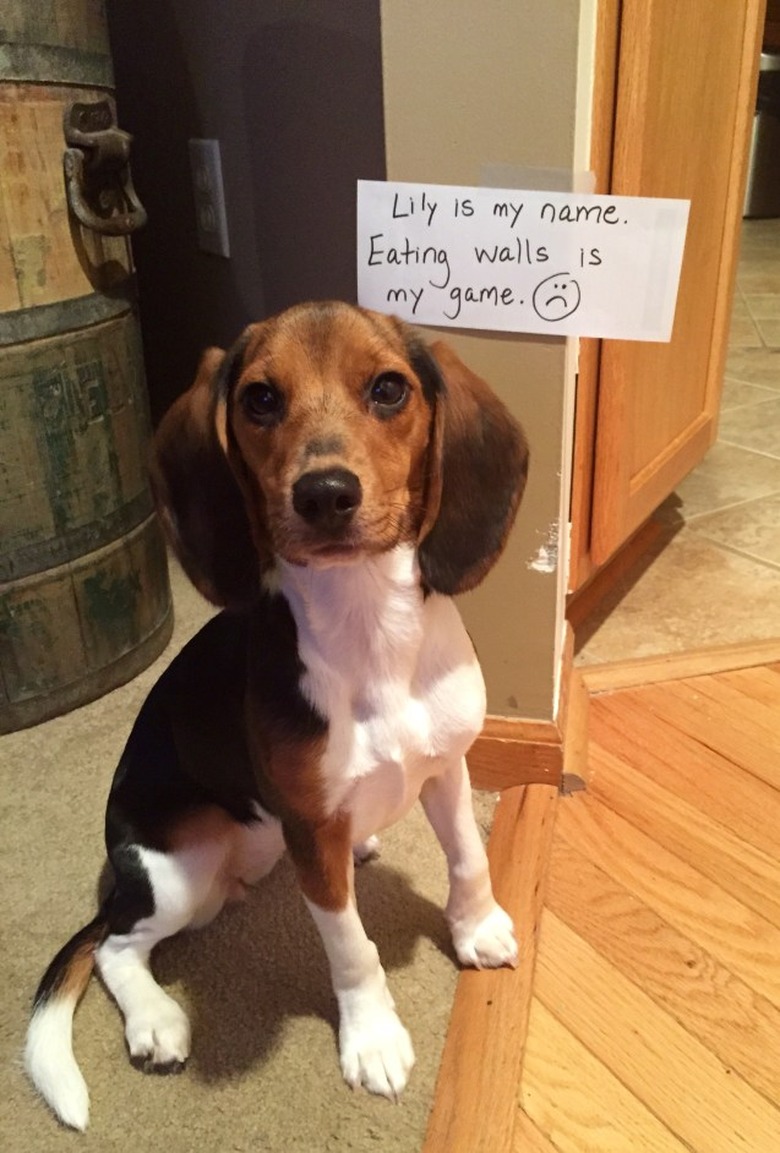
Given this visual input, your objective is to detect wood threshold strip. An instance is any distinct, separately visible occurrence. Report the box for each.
[423,783,559,1153]
[580,637,780,694]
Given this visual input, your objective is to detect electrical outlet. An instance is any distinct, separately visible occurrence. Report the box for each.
[188,138,230,258]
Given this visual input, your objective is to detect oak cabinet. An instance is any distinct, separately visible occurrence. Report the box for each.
[570,0,766,591]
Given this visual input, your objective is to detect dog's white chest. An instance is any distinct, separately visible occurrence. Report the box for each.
[342,654,484,842]
[355,694,433,767]
[279,548,487,841]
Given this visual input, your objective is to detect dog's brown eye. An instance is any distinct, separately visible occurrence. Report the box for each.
[368,373,409,416]
[241,381,283,426]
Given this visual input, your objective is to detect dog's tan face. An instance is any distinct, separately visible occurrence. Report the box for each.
[151,300,528,606]
[227,303,435,568]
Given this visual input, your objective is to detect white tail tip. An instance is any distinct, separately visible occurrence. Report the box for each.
[25,997,90,1131]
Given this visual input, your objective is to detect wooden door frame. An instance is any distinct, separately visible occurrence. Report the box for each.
[569,0,621,591]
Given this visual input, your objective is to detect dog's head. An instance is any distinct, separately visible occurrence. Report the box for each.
[151,301,528,605]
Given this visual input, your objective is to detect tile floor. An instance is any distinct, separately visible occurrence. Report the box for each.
[575,218,780,665]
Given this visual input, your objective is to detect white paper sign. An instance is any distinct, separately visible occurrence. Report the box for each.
[357,180,690,342]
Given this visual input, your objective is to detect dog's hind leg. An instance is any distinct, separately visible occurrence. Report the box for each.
[96,829,235,1073]
[98,807,286,1072]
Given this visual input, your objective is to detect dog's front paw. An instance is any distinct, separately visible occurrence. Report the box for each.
[125,995,191,1073]
[339,1007,415,1100]
[451,903,518,970]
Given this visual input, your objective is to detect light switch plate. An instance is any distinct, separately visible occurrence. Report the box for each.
[188,138,230,258]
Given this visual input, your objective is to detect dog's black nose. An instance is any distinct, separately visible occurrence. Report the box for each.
[292,468,363,529]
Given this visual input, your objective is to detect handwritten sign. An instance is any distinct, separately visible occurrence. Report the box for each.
[357,180,690,341]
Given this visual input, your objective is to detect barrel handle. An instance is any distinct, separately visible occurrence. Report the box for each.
[63,100,148,237]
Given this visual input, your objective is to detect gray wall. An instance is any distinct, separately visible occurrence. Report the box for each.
[108,0,385,421]
[382,0,582,719]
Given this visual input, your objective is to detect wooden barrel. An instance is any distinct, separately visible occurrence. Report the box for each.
[0,2,172,733]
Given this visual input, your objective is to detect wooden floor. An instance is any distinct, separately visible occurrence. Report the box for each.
[519,661,780,1151]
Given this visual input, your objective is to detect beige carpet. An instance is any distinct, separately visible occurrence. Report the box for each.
[1,558,489,1152]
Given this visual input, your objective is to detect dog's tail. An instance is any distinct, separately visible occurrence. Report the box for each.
[24,912,109,1131]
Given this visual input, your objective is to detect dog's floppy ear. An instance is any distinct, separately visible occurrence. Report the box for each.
[150,341,263,608]
[413,340,529,596]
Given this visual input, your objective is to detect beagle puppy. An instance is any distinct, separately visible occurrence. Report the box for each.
[25,301,528,1130]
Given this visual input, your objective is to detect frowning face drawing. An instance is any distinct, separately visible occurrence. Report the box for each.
[532,272,581,321]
